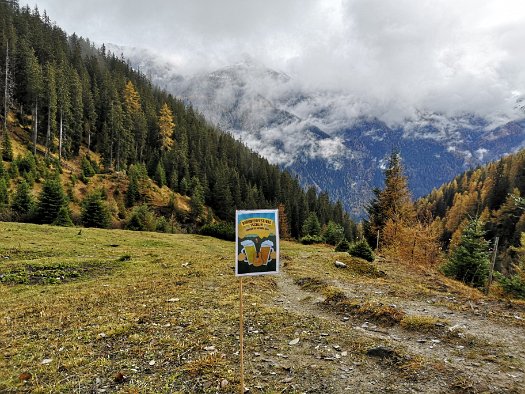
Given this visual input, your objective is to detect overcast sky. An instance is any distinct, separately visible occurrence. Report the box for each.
[33,0,525,122]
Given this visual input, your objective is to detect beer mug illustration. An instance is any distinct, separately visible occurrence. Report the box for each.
[241,240,257,265]
[260,240,274,266]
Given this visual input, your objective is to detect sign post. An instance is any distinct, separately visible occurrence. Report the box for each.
[235,209,280,393]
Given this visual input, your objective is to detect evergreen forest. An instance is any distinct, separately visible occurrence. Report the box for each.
[0,1,356,241]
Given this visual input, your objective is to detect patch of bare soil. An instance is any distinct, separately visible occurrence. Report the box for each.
[265,267,525,394]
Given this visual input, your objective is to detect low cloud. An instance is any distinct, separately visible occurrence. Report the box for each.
[37,0,525,124]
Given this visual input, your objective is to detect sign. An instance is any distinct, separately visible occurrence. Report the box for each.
[235,209,279,276]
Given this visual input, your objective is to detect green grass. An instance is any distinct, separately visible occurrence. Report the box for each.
[1,222,521,393]
[0,223,377,393]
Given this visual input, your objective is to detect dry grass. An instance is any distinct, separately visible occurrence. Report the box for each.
[2,222,523,393]
[400,315,449,331]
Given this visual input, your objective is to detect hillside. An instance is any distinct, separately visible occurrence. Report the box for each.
[0,2,355,239]
[115,47,525,218]
[1,222,524,393]
[418,148,525,272]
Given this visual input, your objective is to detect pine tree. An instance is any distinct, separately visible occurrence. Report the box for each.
[44,62,57,157]
[0,176,8,207]
[1,130,13,161]
[53,205,73,226]
[190,177,205,221]
[11,179,35,220]
[154,162,166,187]
[323,220,345,245]
[69,69,83,156]
[126,173,140,207]
[365,150,415,247]
[2,39,14,146]
[302,212,321,236]
[443,218,490,288]
[36,177,67,224]
[81,191,110,228]
[211,168,233,220]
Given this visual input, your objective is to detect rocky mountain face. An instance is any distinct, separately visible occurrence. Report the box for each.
[113,45,525,218]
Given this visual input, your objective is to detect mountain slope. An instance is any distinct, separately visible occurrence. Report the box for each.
[115,46,525,217]
[418,147,525,272]
[0,3,355,238]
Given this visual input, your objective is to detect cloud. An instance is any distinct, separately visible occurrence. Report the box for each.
[34,0,525,122]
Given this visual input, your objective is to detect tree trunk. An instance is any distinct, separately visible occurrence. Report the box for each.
[33,101,38,156]
[2,40,8,139]
[59,109,63,162]
[46,104,50,158]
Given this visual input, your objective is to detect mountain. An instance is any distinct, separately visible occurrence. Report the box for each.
[114,45,525,218]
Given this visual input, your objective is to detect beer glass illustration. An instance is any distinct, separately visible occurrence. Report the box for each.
[260,240,274,265]
[241,240,257,265]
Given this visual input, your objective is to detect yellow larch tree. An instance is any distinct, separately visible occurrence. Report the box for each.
[158,103,175,151]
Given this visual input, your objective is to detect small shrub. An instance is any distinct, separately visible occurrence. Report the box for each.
[156,216,169,233]
[300,235,324,245]
[400,315,448,331]
[497,271,525,299]
[199,222,235,241]
[349,240,375,262]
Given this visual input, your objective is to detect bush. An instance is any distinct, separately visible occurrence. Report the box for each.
[335,239,350,252]
[300,235,324,245]
[497,233,525,299]
[2,132,13,161]
[156,215,169,233]
[16,153,38,185]
[349,240,375,262]
[0,177,8,208]
[199,222,235,241]
[126,174,141,207]
[154,162,166,187]
[498,272,525,299]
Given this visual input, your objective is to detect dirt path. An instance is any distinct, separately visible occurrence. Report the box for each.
[265,268,525,393]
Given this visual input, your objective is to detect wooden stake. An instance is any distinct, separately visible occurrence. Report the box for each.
[239,277,245,393]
